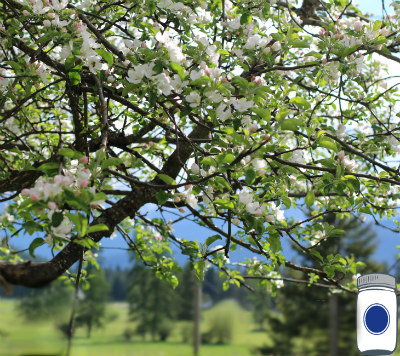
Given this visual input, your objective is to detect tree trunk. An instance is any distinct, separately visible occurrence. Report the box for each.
[329,293,339,356]
[193,283,201,356]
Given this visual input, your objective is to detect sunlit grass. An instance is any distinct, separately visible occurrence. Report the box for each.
[0,298,267,356]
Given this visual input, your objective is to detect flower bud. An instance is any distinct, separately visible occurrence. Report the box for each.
[48,202,57,210]
[354,21,363,31]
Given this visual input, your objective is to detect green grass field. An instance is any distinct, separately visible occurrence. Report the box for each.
[0,299,268,356]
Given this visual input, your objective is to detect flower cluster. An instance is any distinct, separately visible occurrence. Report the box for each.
[337,151,358,170]
[238,189,265,216]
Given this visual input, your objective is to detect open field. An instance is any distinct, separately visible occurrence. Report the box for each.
[0,299,268,356]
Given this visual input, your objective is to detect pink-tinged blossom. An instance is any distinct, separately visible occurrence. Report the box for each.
[249,123,258,134]
[337,150,358,170]
[354,21,363,31]
[191,162,200,174]
[48,201,57,210]
[80,180,89,187]
[21,188,30,197]
[81,156,89,164]
[30,193,39,201]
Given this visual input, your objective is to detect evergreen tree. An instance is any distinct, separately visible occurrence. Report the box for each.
[255,217,383,356]
[175,262,196,321]
[75,268,110,338]
[127,263,177,341]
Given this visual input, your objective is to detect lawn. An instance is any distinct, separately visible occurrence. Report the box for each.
[0,299,268,356]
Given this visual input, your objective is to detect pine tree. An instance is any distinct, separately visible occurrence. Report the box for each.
[255,216,384,356]
[75,268,110,338]
[127,263,177,341]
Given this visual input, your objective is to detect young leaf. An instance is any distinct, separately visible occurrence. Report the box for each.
[29,238,45,258]
[157,174,176,185]
[51,212,64,227]
[305,191,315,208]
[87,224,109,234]
[170,62,185,80]
[101,157,123,169]
[95,49,114,66]
[205,234,222,247]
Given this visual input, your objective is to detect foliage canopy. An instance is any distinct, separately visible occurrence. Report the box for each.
[0,0,399,292]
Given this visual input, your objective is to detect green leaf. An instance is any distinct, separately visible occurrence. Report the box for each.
[359,207,371,215]
[240,12,252,25]
[95,49,113,66]
[344,175,360,192]
[87,224,109,234]
[276,108,291,122]
[222,153,235,164]
[268,234,281,252]
[252,108,271,121]
[281,118,302,131]
[232,77,248,89]
[319,137,338,152]
[319,158,337,169]
[68,71,81,85]
[310,250,323,261]
[194,260,206,281]
[36,162,59,175]
[101,157,123,169]
[23,221,43,235]
[206,234,222,247]
[215,176,231,191]
[245,169,256,185]
[291,40,310,48]
[305,191,315,208]
[213,199,234,209]
[57,148,78,159]
[305,51,322,59]
[65,56,76,71]
[29,238,45,258]
[156,190,169,205]
[122,83,137,97]
[157,174,176,185]
[329,229,345,237]
[290,96,311,109]
[282,196,291,209]
[373,20,382,31]
[200,157,217,167]
[51,212,64,227]
[170,62,185,80]
[66,213,82,235]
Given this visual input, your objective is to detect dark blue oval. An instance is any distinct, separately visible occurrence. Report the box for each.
[364,303,390,335]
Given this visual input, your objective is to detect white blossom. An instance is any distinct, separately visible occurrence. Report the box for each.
[216,103,231,121]
[51,218,73,239]
[186,91,201,107]
[232,98,254,112]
